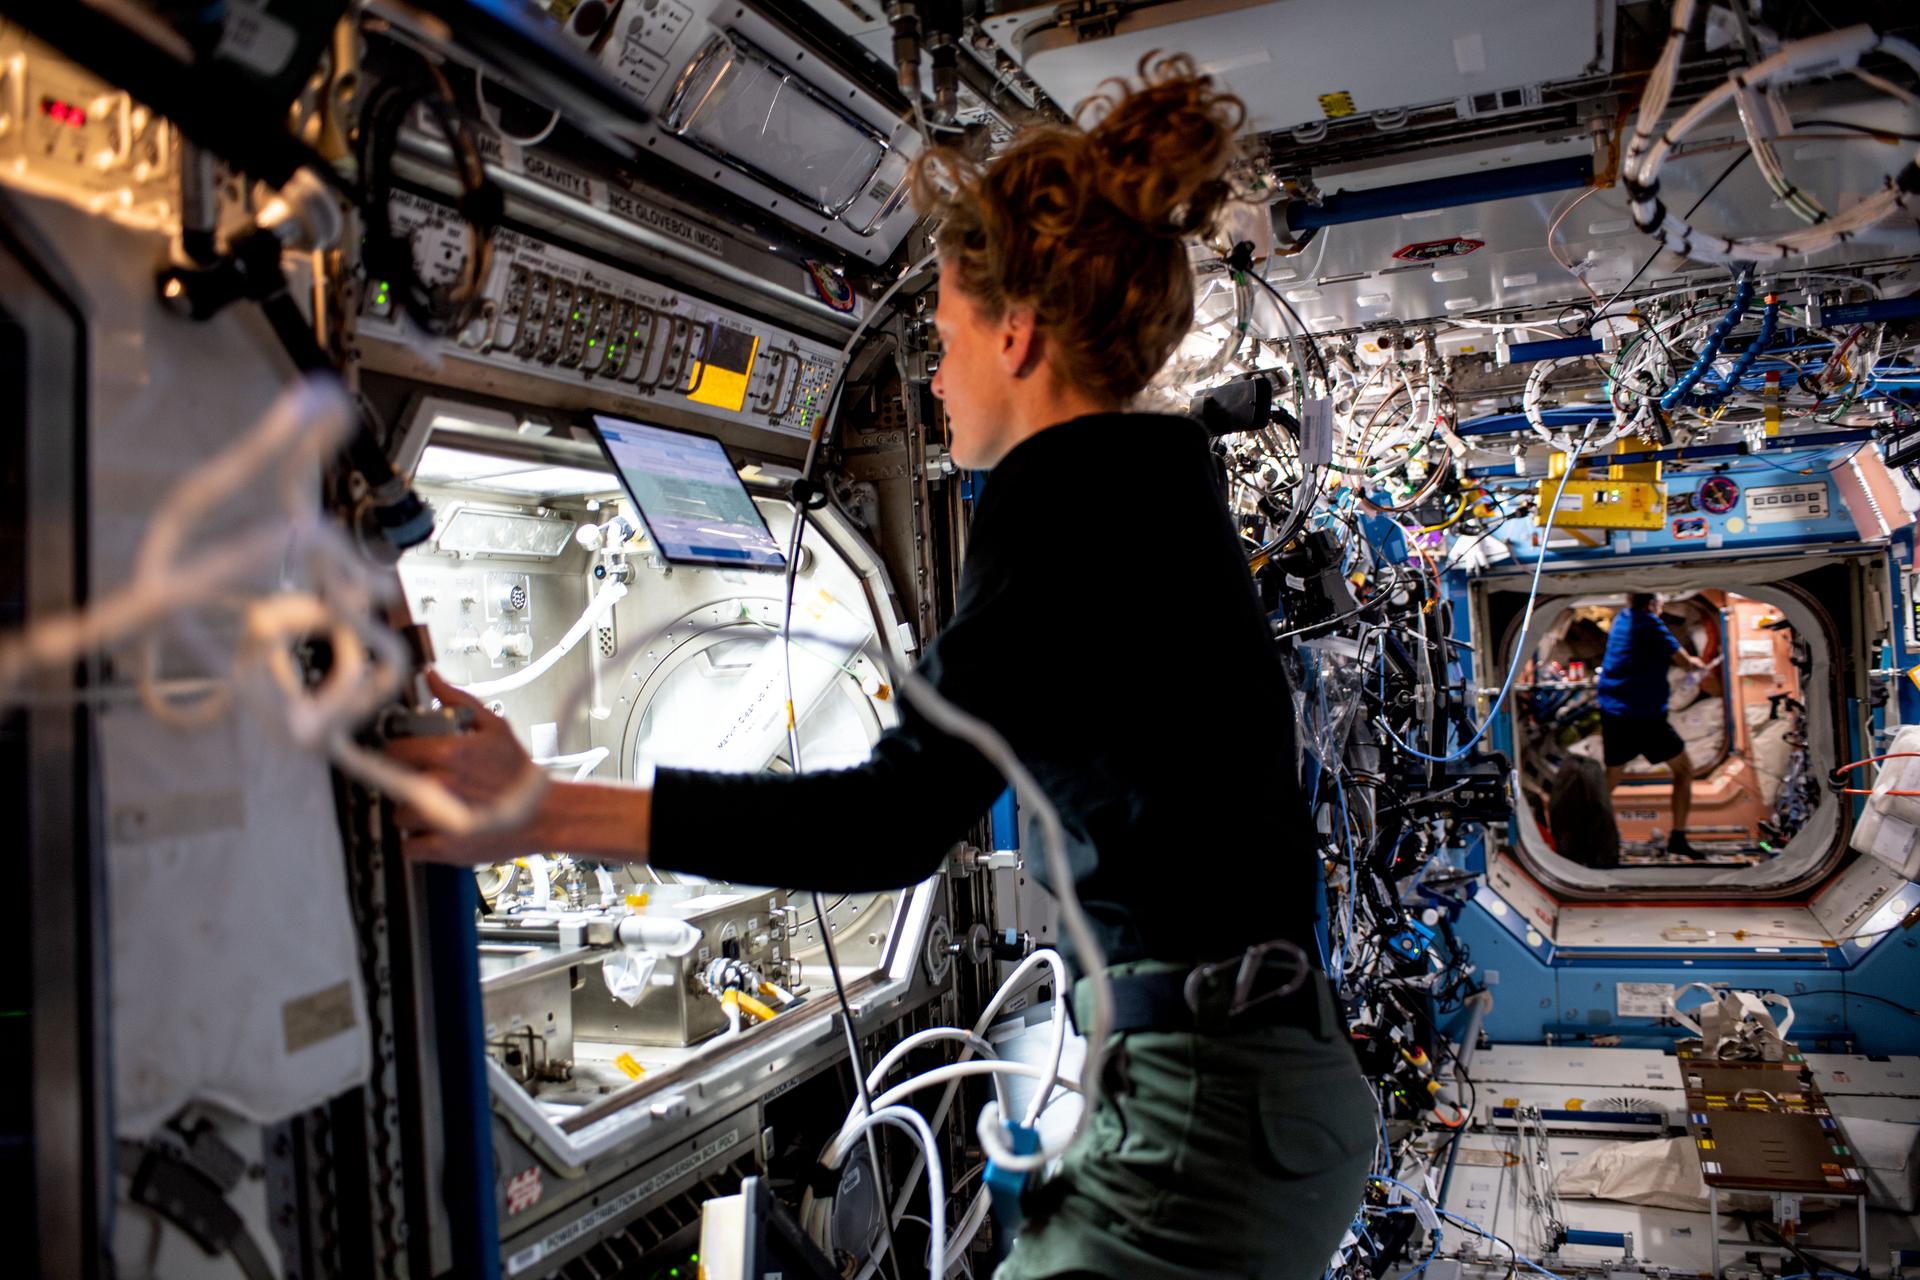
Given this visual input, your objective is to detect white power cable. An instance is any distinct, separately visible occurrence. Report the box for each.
[1621,0,1696,189]
[834,949,1072,1257]
[826,1106,947,1276]
[939,1189,991,1276]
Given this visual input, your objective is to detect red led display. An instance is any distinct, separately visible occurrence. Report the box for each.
[39,97,87,128]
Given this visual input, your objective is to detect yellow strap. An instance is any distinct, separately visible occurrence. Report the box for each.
[734,991,778,1023]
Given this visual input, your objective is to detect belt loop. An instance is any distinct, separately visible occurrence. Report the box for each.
[1309,971,1334,1041]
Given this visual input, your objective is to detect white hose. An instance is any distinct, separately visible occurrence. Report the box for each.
[832,948,1074,1253]
[865,1060,1082,1119]
[827,1107,945,1276]
[525,855,553,910]
[458,579,628,698]
[535,746,610,780]
[854,1027,1013,1121]
[940,1189,991,1276]
[1621,0,1695,188]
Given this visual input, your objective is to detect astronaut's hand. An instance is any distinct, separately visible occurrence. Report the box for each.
[382,672,652,867]
[384,671,544,864]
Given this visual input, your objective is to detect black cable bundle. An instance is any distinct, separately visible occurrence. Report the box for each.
[356,50,502,337]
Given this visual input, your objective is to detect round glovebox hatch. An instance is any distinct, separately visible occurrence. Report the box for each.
[618,596,891,782]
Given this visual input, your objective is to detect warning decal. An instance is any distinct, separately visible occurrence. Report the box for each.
[1392,238,1485,262]
[506,1165,543,1215]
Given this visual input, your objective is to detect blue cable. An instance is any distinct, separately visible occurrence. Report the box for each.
[1436,1208,1569,1280]
[1744,443,1866,477]
[1381,429,1591,763]
[1661,275,1753,410]
[1698,298,1779,406]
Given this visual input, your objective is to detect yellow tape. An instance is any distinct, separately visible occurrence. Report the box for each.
[613,1052,646,1080]
[686,333,759,413]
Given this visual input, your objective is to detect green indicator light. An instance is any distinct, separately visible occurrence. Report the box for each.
[691,1256,699,1264]
[588,340,597,348]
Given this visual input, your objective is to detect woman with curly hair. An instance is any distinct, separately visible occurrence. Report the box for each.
[395,53,1371,1280]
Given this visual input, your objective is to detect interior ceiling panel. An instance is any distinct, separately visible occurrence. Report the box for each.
[1265,93,1920,339]
[981,0,1615,130]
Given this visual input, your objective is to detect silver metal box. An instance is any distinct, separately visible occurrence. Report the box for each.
[574,887,789,1047]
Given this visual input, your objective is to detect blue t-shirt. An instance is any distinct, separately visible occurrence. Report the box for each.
[1597,607,1679,718]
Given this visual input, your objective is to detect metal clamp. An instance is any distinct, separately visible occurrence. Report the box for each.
[681,320,718,396]
[642,315,691,392]
[616,304,664,384]
[574,290,616,373]
[539,280,580,365]
[455,297,500,353]
[495,263,531,352]
[755,347,793,415]
[776,354,808,420]
[514,271,552,358]
[595,299,632,379]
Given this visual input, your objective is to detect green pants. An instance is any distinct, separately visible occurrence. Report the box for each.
[996,970,1375,1280]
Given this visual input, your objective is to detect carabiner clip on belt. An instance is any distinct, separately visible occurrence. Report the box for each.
[1182,937,1312,1019]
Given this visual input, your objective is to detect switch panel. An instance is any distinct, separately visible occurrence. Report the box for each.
[362,191,842,440]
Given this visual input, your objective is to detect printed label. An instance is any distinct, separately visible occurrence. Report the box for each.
[1616,981,1676,1018]
[219,4,297,77]
[1392,238,1485,262]
[507,1129,742,1274]
[597,187,729,256]
[282,981,358,1054]
[1746,481,1829,525]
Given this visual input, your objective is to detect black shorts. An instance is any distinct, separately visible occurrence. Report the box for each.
[1600,712,1686,768]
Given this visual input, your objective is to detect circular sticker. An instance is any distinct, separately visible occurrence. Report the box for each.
[1697,475,1740,514]
[805,261,857,312]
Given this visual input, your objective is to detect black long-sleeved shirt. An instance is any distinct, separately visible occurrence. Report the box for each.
[650,412,1311,964]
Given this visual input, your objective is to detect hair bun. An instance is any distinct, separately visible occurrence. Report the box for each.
[1081,52,1245,239]
[906,52,1247,406]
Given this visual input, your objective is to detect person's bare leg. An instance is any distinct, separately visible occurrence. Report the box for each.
[1667,748,1695,837]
